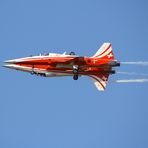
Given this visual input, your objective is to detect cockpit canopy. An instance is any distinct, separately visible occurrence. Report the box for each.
[39,51,76,56]
[63,51,76,55]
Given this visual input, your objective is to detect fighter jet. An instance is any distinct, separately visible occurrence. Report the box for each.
[4,43,120,91]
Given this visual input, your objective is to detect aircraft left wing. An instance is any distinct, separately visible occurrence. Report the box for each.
[89,74,109,91]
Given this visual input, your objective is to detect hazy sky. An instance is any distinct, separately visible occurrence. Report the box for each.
[0,0,148,148]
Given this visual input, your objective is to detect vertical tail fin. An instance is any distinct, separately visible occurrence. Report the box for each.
[89,43,115,91]
[89,74,109,91]
[92,43,114,60]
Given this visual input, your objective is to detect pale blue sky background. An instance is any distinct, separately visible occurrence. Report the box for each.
[0,0,148,148]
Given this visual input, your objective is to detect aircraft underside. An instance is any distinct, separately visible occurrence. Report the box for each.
[4,63,115,80]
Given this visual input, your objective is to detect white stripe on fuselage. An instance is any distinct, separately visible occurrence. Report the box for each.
[6,54,78,63]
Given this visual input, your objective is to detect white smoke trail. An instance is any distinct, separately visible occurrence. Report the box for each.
[114,79,148,83]
[117,72,148,76]
[121,61,148,66]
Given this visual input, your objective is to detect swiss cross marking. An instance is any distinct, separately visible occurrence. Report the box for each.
[107,53,113,58]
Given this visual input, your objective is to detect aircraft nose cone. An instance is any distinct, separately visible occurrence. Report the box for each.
[3,64,16,69]
[3,59,17,69]
[4,59,18,64]
[4,57,26,65]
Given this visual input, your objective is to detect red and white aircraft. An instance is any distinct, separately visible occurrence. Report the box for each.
[4,43,120,91]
